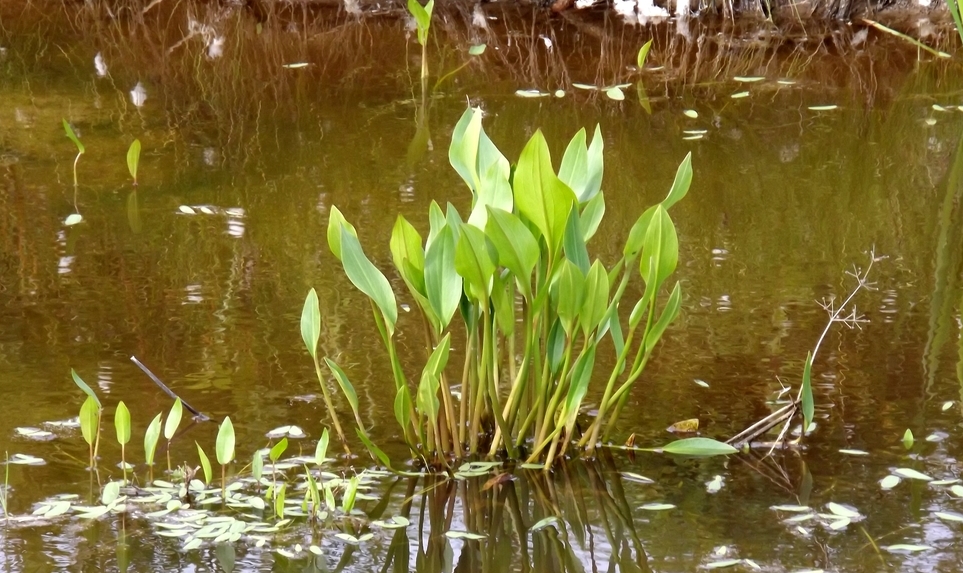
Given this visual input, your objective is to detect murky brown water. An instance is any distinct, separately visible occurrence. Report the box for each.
[3,2,963,571]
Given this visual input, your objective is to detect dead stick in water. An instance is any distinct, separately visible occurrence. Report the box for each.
[130,356,211,422]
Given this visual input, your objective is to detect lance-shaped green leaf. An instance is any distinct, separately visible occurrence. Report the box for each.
[579,192,605,242]
[513,130,576,256]
[455,223,496,301]
[471,134,513,228]
[301,289,321,359]
[640,206,678,290]
[252,450,263,481]
[340,226,398,335]
[144,413,162,466]
[216,417,235,466]
[196,442,212,484]
[62,119,85,154]
[326,206,358,262]
[660,437,736,456]
[552,259,585,336]
[580,261,610,338]
[315,428,329,465]
[643,281,682,354]
[562,346,596,432]
[449,107,483,193]
[80,395,98,447]
[127,139,141,183]
[637,38,653,69]
[394,385,413,436]
[357,427,393,469]
[408,0,433,45]
[165,398,183,441]
[114,401,131,446]
[563,208,590,274]
[491,272,515,336]
[424,225,461,331]
[662,152,692,210]
[416,334,450,421]
[269,438,288,463]
[623,205,658,260]
[801,351,814,434]
[323,358,362,427]
[547,319,565,375]
[71,369,101,409]
[426,201,447,249]
[558,125,604,203]
[390,215,426,284]
[485,208,539,298]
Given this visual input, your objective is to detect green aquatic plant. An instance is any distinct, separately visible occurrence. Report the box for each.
[216,417,236,495]
[127,139,141,185]
[143,413,162,482]
[114,401,131,483]
[408,0,434,86]
[164,398,183,473]
[1,451,8,519]
[62,119,85,189]
[307,107,693,467]
[72,369,103,469]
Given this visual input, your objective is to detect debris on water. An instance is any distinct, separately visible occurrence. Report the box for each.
[706,475,724,493]
[130,82,147,107]
[94,52,107,77]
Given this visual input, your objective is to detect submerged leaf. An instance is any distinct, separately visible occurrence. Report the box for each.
[666,418,699,433]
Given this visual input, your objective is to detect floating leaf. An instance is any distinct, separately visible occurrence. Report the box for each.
[640,503,675,511]
[771,505,811,512]
[893,467,932,481]
[444,530,486,540]
[694,379,710,388]
[883,544,932,553]
[935,511,963,522]
[572,83,597,90]
[178,205,196,215]
[64,214,83,226]
[554,89,565,98]
[468,44,486,55]
[951,485,963,497]
[827,518,850,530]
[102,481,121,505]
[621,472,654,484]
[515,89,548,98]
[661,437,736,456]
[733,76,765,82]
[605,87,625,101]
[808,105,838,111]
[706,560,742,569]
[838,449,868,456]
[942,401,953,411]
[827,502,859,519]
[730,91,750,99]
[282,62,310,69]
[879,475,901,490]
[683,109,698,118]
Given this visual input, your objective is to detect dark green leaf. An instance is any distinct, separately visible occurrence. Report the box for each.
[580,261,609,338]
[357,427,393,469]
[553,259,585,336]
[485,208,539,298]
[563,208,590,274]
[455,223,495,301]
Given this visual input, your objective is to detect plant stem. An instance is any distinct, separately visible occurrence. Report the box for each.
[313,354,349,454]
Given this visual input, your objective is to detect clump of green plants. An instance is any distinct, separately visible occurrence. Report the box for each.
[304,107,696,468]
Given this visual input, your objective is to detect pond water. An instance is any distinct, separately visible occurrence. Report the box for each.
[3,2,963,571]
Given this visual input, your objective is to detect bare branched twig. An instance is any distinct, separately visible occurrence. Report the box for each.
[728,248,884,451]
